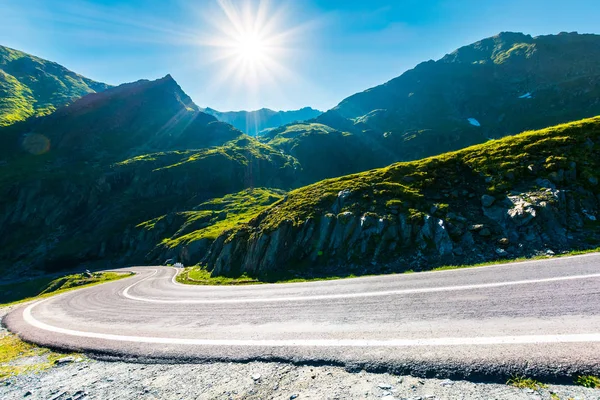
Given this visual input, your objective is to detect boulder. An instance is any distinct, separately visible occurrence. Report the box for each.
[548,169,565,183]
[332,189,352,213]
[310,214,336,261]
[495,248,508,257]
[418,215,453,255]
[507,196,537,227]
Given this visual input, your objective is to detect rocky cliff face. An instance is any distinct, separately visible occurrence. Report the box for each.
[204,117,600,280]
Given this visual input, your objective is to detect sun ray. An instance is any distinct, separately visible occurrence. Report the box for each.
[193,0,303,95]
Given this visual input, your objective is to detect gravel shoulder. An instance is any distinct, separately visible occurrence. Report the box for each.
[2,357,599,400]
[2,308,599,400]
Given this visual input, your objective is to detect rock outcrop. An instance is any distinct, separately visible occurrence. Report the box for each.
[205,185,599,278]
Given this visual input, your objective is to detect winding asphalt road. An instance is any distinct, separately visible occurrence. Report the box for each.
[4,254,600,380]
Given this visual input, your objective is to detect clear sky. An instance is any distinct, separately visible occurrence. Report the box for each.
[1,0,598,112]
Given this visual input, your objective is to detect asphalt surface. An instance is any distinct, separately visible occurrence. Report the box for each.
[4,254,600,382]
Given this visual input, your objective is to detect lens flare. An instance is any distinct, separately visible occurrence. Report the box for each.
[22,133,50,155]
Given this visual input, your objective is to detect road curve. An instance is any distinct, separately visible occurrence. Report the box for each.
[4,254,600,381]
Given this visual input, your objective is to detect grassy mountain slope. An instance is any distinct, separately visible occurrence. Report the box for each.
[202,107,322,136]
[261,123,387,184]
[0,76,299,278]
[0,45,110,126]
[270,32,600,182]
[205,116,600,280]
[136,188,286,266]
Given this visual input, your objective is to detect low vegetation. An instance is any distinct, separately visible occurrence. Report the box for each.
[575,375,600,388]
[0,271,132,306]
[431,247,600,272]
[145,188,286,250]
[0,45,110,126]
[506,375,547,390]
[0,334,75,380]
[176,246,600,286]
[176,266,260,285]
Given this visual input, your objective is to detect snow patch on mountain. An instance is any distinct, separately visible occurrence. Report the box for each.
[468,118,481,127]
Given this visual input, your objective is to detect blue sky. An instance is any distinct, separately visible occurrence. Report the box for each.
[1,0,598,111]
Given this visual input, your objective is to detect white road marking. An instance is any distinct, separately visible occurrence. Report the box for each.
[121,269,158,299]
[169,252,599,288]
[122,272,600,304]
[21,300,600,347]
[171,267,180,285]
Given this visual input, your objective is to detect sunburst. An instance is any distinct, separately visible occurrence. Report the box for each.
[198,0,299,90]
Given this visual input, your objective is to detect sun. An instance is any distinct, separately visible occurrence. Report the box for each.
[198,0,301,88]
[235,32,267,64]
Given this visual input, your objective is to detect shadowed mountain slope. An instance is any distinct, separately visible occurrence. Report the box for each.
[0,76,298,277]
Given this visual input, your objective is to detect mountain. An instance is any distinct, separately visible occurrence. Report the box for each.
[268,32,600,182]
[0,45,110,127]
[201,106,322,136]
[3,31,600,279]
[205,116,600,280]
[0,75,243,163]
[260,122,385,185]
[0,76,298,277]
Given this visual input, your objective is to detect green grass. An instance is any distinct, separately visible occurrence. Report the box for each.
[0,271,133,306]
[152,188,286,249]
[177,265,364,285]
[431,247,600,272]
[247,116,600,234]
[0,334,77,380]
[0,45,110,126]
[264,122,338,148]
[507,376,548,390]
[176,266,261,285]
[575,375,600,388]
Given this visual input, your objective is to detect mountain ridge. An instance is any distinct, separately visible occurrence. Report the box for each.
[0,45,111,126]
[264,31,600,183]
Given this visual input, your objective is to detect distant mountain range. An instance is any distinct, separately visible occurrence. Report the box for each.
[0,45,110,126]
[201,106,322,136]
